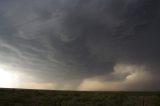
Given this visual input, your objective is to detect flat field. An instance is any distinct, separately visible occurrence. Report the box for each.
[0,88,160,106]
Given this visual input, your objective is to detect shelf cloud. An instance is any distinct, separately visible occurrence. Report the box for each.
[0,0,160,90]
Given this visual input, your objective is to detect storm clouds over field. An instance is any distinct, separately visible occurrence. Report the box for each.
[0,0,160,90]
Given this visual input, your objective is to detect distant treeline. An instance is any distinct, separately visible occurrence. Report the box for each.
[0,89,160,106]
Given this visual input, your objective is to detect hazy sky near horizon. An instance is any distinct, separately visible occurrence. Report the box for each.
[0,0,160,91]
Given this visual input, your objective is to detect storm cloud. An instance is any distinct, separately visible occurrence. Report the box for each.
[0,0,160,90]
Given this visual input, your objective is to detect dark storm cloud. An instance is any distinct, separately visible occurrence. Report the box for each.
[0,0,160,90]
[65,0,160,63]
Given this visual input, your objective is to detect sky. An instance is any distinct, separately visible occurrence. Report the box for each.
[0,0,160,91]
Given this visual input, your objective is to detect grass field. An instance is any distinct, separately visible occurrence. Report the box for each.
[0,88,160,106]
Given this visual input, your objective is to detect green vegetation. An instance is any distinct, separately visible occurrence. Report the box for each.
[0,89,160,106]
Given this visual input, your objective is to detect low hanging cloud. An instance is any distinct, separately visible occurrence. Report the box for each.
[0,0,160,90]
[78,64,156,91]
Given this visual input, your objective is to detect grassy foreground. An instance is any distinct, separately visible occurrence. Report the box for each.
[0,88,160,106]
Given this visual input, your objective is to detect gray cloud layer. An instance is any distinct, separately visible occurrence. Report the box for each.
[0,0,160,90]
